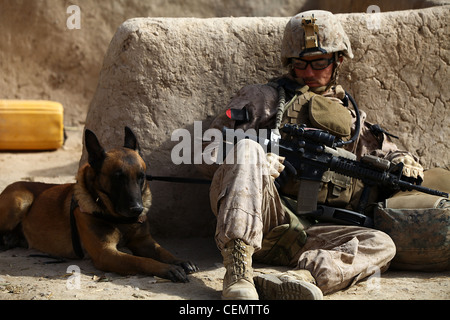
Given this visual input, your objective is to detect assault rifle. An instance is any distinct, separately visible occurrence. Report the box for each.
[223,124,448,228]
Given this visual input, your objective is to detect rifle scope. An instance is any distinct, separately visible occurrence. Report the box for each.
[281,124,335,148]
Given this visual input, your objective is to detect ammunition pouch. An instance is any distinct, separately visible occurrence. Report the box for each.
[317,147,355,207]
[309,95,352,138]
[283,90,352,139]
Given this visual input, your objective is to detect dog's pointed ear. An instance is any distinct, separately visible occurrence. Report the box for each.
[124,126,141,152]
[85,129,106,172]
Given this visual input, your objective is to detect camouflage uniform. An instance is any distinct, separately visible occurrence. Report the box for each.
[205,79,400,294]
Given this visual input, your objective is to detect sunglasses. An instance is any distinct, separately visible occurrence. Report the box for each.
[291,56,335,70]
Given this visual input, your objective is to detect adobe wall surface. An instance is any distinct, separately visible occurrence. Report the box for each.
[82,6,449,237]
[1,1,448,126]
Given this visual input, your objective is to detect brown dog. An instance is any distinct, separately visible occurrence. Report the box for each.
[0,127,198,282]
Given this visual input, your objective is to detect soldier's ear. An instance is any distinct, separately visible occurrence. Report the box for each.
[85,129,106,172]
[124,126,141,153]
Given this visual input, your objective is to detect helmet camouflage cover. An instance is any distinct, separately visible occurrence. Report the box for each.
[281,10,354,66]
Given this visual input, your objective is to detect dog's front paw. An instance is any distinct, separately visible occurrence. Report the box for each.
[177,260,199,275]
[164,265,190,283]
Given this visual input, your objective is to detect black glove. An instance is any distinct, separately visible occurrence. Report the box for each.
[274,160,297,191]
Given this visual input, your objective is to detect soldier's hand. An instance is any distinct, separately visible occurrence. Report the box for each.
[390,153,424,185]
[274,160,297,191]
[265,153,286,179]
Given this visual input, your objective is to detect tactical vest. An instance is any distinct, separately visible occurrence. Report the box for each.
[279,85,352,139]
[278,85,356,207]
[257,82,360,267]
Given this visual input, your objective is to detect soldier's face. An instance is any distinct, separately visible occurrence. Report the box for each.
[292,53,336,87]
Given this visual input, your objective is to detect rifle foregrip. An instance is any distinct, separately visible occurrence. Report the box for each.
[329,156,385,182]
[330,156,448,198]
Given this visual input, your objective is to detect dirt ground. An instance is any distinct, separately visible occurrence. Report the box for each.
[0,127,449,301]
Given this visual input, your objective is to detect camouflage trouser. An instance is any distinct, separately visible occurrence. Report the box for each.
[210,139,290,251]
[210,139,396,295]
[293,224,395,294]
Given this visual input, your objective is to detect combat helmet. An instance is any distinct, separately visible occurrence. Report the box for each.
[281,10,353,67]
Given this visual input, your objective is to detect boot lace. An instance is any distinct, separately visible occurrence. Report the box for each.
[230,239,249,278]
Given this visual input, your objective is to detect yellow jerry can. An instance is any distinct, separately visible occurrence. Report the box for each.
[0,100,64,150]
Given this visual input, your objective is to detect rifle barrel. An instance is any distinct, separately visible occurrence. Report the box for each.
[396,180,449,198]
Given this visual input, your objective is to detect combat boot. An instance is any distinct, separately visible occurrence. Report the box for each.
[254,269,323,300]
[221,239,259,300]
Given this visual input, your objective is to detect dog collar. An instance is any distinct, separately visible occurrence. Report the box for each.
[70,196,85,259]
[69,196,147,259]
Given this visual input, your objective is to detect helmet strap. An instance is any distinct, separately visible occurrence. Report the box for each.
[330,52,342,85]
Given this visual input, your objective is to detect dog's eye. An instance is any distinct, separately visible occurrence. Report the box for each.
[113,170,124,180]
